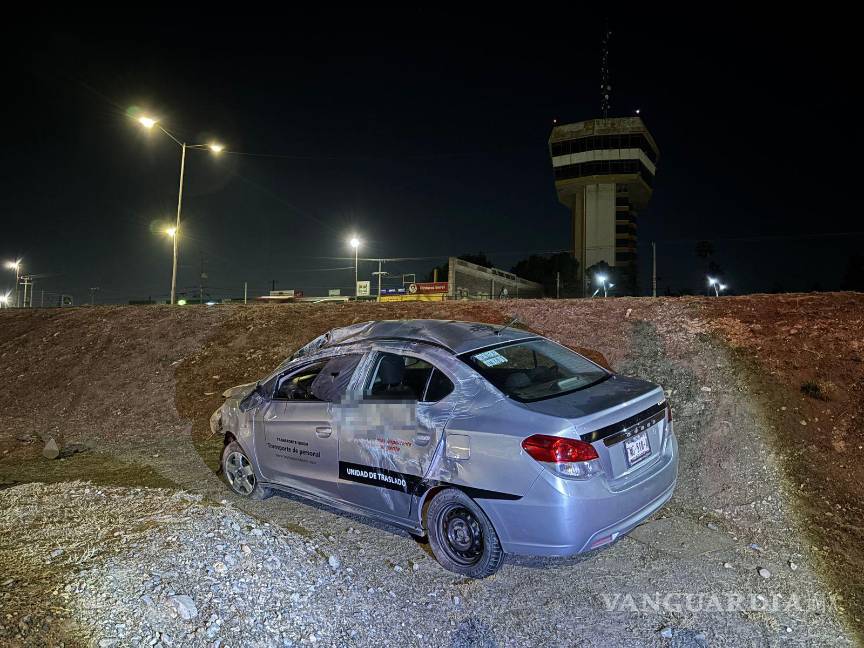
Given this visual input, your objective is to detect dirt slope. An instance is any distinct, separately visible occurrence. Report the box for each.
[1,294,862,646]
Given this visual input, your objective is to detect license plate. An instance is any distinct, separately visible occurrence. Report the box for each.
[624,431,651,466]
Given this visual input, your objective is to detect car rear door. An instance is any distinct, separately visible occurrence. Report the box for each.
[335,349,455,520]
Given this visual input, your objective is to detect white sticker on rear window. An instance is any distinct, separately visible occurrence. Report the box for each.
[473,350,508,367]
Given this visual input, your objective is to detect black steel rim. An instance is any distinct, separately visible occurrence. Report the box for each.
[438,503,484,566]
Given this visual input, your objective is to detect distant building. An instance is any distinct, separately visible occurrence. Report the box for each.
[447,257,544,300]
[549,116,659,294]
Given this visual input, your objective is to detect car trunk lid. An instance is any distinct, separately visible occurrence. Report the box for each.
[518,375,667,482]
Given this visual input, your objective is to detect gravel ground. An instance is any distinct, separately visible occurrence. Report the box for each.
[0,482,361,647]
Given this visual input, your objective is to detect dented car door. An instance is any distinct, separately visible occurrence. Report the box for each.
[335,348,454,520]
[255,354,362,499]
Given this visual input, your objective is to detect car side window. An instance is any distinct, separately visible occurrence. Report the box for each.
[422,368,454,402]
[309,354,363,402]
[365,352,434,400]
[274,362,326,400]
[273,354,362,402]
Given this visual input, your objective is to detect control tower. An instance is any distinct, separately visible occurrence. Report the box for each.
[548,116,659,295]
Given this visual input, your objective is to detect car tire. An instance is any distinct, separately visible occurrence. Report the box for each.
[426,488,504,578]
[221,441,272,500]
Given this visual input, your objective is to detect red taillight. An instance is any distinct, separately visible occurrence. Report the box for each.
[521,434,599,463]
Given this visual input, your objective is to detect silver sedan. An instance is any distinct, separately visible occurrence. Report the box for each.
[212,319,678,577]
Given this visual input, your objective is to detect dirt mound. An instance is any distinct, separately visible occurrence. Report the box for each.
[1,293,863,642]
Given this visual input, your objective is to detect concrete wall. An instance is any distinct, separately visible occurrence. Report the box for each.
[448,257,544,299]
[584,183,617,270]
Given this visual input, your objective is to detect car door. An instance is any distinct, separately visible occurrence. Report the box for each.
[255,353,362,499]
[335,349,456,520]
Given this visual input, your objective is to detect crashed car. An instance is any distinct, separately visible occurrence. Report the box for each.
[212,319,678,577]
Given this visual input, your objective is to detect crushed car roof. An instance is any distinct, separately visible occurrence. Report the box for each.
[298,319,537,357]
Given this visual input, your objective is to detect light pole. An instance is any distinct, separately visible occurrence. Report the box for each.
[596,274,613,298]
[4,260,21,307]
[349,236,361,297]
[137,115,223,305]
[707,276,727,296]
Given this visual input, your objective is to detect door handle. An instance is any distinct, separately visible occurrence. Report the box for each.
[315,426,332,438]
[414,432,432,446]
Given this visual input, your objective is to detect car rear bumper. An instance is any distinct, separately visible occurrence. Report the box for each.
[480,432,678,557]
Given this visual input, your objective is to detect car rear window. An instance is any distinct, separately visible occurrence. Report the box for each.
[463,339,608,402]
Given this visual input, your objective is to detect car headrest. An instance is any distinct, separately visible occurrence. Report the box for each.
[377,355,405,385]
[505,372,531,390]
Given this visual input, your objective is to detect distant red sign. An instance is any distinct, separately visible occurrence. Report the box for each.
[409,282,449,294]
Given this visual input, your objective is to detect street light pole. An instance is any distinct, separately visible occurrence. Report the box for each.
[170,142,186,306]
[5,261,21,307]
[136,115,223,306]
[349,236,361,298]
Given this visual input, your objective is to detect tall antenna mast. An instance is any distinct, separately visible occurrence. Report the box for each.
[600,23,612,118]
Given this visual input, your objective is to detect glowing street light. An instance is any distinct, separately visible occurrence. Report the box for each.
[349,236,361,298]
[707,276,726,296]
[165,226,177,238]
[138,116,158,129]
[595,274,612,298]
[0,292,9,308]
[136,115,225,304]
[5,259,21,307]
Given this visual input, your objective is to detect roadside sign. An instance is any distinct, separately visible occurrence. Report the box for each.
[410,282,448,295]
[356,281,371,297]
[328,289,341,296]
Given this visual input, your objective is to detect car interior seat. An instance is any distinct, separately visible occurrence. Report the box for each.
[371,355,416,398]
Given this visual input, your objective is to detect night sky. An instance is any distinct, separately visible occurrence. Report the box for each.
[1,12,860,304]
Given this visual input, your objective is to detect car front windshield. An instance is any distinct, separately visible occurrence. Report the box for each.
[463,339,608,402]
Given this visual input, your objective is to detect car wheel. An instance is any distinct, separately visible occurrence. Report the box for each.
[221,441,271,500]
[427,489,503,578]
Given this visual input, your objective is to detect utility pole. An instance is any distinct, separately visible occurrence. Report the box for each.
[271,279,277,293]
[20,276,32,308]
[89,287,100,305]
[199,254,207,305]
[243,282,248,305]
[556,272,561,299]
[372,259,386,303]
[652,242,657,298]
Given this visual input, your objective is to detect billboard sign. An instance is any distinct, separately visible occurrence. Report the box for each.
[356,281,371,297]
[408,282,449,295]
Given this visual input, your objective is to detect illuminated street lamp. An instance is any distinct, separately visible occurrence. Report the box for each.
[595,274,612,298]
[4,259,21,307]
[136,114,224,305]
[349,236,361,297]
[0,292,9,308]
[707,276,726,296]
